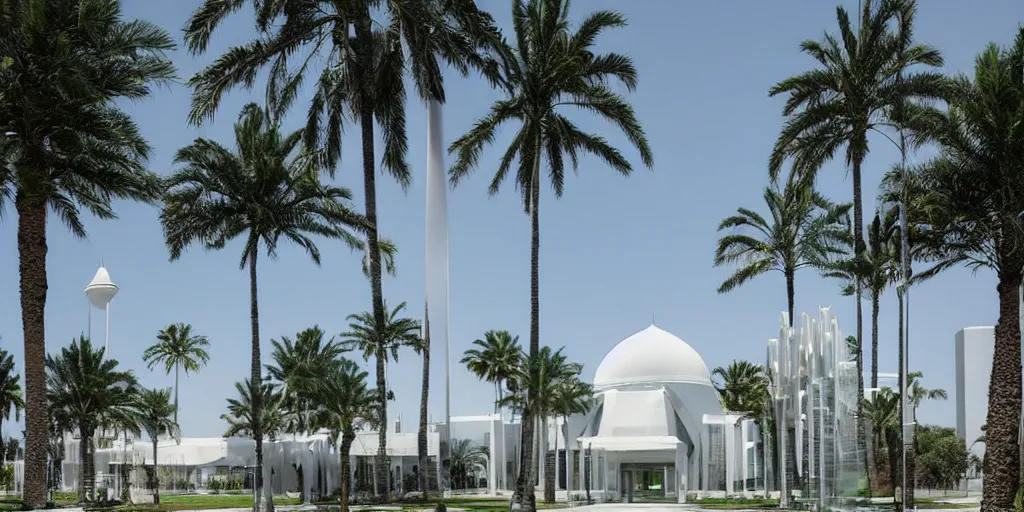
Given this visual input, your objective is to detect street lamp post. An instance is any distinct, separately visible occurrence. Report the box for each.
[898,202,914,512]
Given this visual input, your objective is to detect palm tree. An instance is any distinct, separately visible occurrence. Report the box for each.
[418,307,432,498]
[0,2,175,504]
[894,30,1024,510]
[266,326,347,437]
[711,361,775,494]
[222,379,286,441]
[821,217,890,489]
[552,376,592,494]
[903,371,947,501]
[768,0,945,493]
[45,336,139,502]
[449,439,487,490]
[103,409,141,504]
[878,163,958,507]
[461,330,522,490]
[309,360,378,512]
[221,379,285,505]
[3,437,21,464]
[136,388,180,504]
[499,346,582,503]
[969,453,984,479]
[342,300,422,493]
[860,388,900,494]
[161,103,368,511]
[182,2,502,496]
[142,324,211,424]
[448,2,652,507]
[0,350,24,465]
[461,331,525,414]
[714,176,850,326]
[864,216,897,391]
[822,213,898,390]
[712,360,769,413]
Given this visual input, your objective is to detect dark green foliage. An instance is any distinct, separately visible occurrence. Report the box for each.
[892,27,1024,510]
[0,2,176,505]
[46,337,139,502]
[916,426,969,489]
[714,176,850,325]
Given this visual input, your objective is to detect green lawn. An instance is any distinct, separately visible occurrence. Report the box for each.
[147,494,301,510]
[690,497,781,510]
[913,503,977,510]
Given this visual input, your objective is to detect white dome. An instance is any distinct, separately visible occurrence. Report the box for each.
[593,324,713,389]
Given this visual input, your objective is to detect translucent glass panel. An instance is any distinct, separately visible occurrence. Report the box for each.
[768,307,862,508]
[706,424,726,491]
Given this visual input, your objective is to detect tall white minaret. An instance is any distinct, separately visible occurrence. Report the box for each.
[425,99,451,497]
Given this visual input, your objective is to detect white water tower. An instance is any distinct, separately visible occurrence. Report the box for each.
[85,265,118,355]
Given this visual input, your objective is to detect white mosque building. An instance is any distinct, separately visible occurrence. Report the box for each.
[563,324,761,501]
[19,325,762,504]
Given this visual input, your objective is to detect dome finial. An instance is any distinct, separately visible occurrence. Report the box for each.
[652,313,656,326]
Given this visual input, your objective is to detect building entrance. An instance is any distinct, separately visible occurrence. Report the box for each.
[620,463,674,503]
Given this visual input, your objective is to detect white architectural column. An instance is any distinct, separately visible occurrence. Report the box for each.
[566,445,574,492]
[675,443,687,503]
[701,424,711,492]
[535,416,544,490]
[489,417,497,495]
[740,420,751,488]
[724,420,735,494]
[553,421,559,493]
[804,313,816,489]
[578,442,585,493]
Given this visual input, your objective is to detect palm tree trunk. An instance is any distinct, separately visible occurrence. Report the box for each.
[419,305,431,499]
[513,404,520,482]
[174,363,180,425]
[981,268,1023,511]
[152,441,160,504]
[886,429,899,496]
[339,435,354,512]
[352,15,389,499]
[516,396,536,508]
[81,432,95,503]
[16,192,48,510]
[785,270,795,327]
[858,290,873,496]
[248,250,264,512]
[851,153,872,498]
[870,292,882,492]
[516,141,542,512]
[871,295,879,390]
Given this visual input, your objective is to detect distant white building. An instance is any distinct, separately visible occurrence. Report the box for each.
[17,326,761,503]
[954,326,997,461]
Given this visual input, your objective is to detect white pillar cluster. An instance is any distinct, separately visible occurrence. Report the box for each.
[767,307,859,507]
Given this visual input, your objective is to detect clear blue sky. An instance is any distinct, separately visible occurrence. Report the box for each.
[0,0,1021,438]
